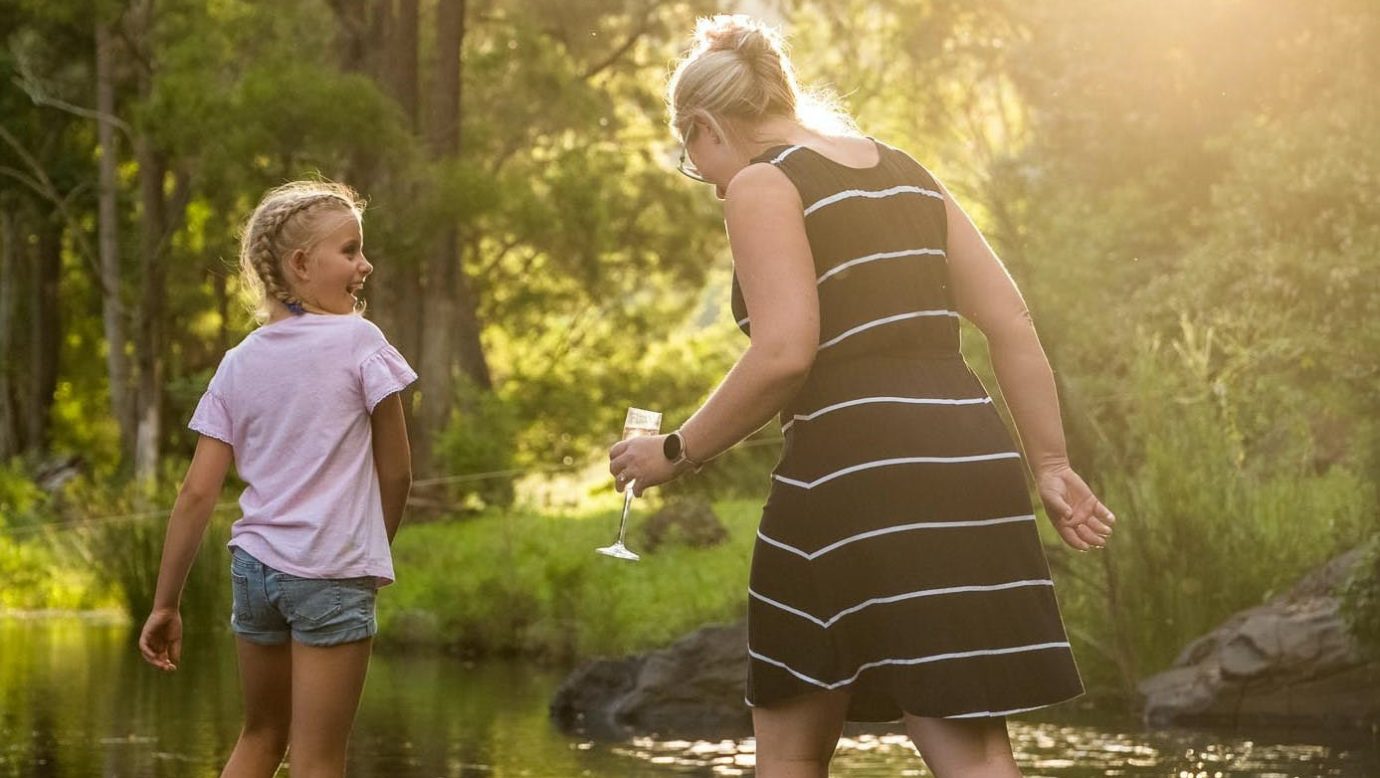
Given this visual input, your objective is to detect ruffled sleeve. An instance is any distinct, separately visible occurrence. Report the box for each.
[360,345,418,413]
[188,390,233,444]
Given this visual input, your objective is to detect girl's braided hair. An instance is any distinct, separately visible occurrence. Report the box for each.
[237,181,365,322]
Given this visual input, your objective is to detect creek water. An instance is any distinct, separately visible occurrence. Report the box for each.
[0,617,1374,777]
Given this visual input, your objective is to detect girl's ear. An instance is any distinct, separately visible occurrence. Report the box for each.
[287,248,310,282]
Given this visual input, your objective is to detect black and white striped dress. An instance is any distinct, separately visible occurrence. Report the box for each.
[735,140,1083,721]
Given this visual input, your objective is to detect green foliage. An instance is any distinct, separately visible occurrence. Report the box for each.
[0,534,111,610]
[381,500,757,660]
[1049,330,1376,697]
[1341,536,1380,661]
[433,379,523,509]
[0,460,45,529]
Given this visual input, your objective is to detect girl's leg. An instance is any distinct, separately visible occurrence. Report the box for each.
[751,689,851,778]
[903,714,1023,778]
[287,637,373,778]
[222,638,292,778]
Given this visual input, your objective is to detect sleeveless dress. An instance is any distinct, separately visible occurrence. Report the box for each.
[734,140,1084,721]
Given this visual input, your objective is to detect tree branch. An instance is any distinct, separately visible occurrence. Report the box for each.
[0,128,105,289]
[580,8,655,81]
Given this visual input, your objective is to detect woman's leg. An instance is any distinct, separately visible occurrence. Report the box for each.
[286,638,373,778]
[903,714,1022,778]
[221,638,292,778]
[751,689,851,778]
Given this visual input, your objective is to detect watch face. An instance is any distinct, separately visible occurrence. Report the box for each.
[663,432,682,460]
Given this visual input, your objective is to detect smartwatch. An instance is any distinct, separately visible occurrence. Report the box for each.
[663,430,703,472]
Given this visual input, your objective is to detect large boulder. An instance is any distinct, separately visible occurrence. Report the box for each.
[550,621,751,739]
[1140,548,1380,728]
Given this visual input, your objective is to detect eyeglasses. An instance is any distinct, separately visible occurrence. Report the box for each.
[677,130,711,184]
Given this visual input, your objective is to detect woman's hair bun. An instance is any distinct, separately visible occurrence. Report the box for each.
[698,15,780,67]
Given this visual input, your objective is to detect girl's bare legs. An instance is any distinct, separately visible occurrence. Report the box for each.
[287,638,373,778]
[222,639,292,778]
[904,714,1023,778]
[751,689,851,778]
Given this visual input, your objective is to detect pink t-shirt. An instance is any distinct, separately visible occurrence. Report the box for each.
[189,313,417,586]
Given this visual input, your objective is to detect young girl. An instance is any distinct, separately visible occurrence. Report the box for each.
[138,181,416,776]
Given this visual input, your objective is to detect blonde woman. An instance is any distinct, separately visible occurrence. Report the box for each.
[609,15,1114,778]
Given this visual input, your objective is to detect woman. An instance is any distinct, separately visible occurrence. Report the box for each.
[609,15,1114,778]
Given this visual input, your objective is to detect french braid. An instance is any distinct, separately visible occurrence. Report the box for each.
[237,182,364,321]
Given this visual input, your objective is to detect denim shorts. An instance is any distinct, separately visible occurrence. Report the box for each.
[229,547,377,647]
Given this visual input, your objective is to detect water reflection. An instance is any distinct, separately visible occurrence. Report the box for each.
[0,617,1374,777]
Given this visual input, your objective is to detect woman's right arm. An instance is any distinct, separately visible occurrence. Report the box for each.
[140,434,232,670]
[370,392,412,543]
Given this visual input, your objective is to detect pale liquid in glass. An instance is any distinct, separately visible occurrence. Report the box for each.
[598,408,662,561]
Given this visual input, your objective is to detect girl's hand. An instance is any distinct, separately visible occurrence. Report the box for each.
[1036,464,1116,551]
[608,435,683,497]
[139,608,184,672]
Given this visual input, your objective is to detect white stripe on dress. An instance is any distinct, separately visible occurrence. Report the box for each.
[743,697,1060,718]
[816,248,946,286]
[748,641,1072,691]
[736,316,751,328]
[818,310,959,351]
[756,514,1037,560]
[769,145,804,165]
[750,579,1055,628]
[772,452,1021,490]
[945,703,1055,719]
[781,395,990,433]
[803,184,943,217]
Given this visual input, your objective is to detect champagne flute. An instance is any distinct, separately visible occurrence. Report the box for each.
[597,407,662,561]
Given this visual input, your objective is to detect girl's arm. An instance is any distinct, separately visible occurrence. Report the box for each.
[370,392,412,543]
[139,435,233,671]
[938,178,1115,551]
[610,162,818,492]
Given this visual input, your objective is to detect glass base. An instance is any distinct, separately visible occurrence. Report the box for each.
[595,541,640,561]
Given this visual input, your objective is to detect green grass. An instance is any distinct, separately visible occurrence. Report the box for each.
[379,499,760,660]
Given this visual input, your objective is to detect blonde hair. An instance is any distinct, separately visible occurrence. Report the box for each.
[667,15,857,147]
[237,180,365,322]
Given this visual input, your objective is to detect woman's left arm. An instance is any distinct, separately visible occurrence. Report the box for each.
[609,162,818,494]
[938,178,1115,550]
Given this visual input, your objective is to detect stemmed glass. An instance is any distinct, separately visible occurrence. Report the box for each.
[597,407,662,561]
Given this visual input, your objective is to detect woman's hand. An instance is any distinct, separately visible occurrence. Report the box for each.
[1036,464,1116,551]
[608,435,684,497]
[139,608,183,672]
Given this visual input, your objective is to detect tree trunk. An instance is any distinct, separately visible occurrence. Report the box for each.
[415,0,467,475]
[96,21,133,460]
[133,139,167,482]
[29,214,61,455]
[447,0,490,393]
[0,209,17,459]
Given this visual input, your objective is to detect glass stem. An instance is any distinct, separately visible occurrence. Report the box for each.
[617,485,635,545]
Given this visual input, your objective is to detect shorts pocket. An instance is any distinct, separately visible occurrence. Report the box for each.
[230,571,254,626]
[339,580,377,621]
[279,579,344,627]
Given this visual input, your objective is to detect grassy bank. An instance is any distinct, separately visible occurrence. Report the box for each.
[379,499,759,660]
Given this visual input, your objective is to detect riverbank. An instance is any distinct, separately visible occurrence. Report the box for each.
[380,499,758,659]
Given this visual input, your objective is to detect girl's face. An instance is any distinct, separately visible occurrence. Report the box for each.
[291,212,372,314]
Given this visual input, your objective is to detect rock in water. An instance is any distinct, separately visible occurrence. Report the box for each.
[550,622,751,739]
[1139,548,1380,728]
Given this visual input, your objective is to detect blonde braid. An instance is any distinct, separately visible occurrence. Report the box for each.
[237,182,364,321]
